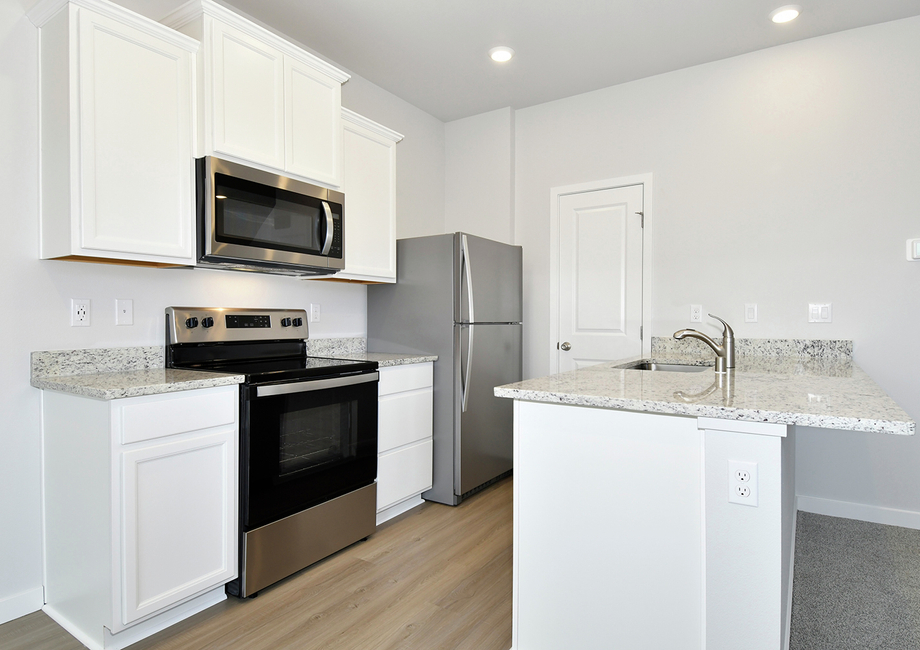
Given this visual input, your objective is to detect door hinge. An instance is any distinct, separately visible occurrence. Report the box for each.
[636,211,645,228]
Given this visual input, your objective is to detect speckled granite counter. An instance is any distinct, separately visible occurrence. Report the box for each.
[494,338,914,435]
[333,352,437,367]
[304,337,436,367]
[31,346,243,400]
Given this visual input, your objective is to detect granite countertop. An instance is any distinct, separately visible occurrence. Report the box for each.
[333,352,438,367]
[30,341,433,400]
[31,368,244,400]
[494,339,915,436]
[30,345,243,400]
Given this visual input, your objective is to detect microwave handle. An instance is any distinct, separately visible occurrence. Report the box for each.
[320,201,334,255]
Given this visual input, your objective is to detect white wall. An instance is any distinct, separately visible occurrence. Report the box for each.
[0,2,446,622]
[513,18,920,515]
[444,107,514,243]
[342,76,446,239]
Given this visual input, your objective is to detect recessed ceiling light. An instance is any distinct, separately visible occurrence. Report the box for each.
[770,5,802,23]
[489,46,514,63]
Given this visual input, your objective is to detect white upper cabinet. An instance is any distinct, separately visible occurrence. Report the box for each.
[164,0,349,188]
[209,19,285,169]
[337,109,404,283]
[30,0,198,266]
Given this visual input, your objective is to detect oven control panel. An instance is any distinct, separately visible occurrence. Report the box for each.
[166,307,309,344]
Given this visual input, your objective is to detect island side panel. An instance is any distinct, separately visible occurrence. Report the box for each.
[700,420,792,650]
[513,400,703,650]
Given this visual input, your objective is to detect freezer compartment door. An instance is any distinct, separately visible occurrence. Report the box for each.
[455,233,523,324]
[456,323,521,495]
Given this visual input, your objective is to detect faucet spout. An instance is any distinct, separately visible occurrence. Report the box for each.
[673,314,735,373]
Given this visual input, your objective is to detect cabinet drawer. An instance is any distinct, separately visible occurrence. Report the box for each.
[378,389,432,452]
[378,363,433,397]
[118,387,237,445]
[377,439,433,511]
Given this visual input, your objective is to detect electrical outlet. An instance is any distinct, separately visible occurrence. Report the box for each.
[690,305,703,323]
[71,299,90,327]
[728,460,758,507]
[116,299,134,326]
[310,303,321,323]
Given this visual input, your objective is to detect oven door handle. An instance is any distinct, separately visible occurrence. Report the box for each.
[255,371,378,397]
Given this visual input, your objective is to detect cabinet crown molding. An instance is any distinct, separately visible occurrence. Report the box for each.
[162,0,351,84]
[28,0,199,52]
[342,108,405,143]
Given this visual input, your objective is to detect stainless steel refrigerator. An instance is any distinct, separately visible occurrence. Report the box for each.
[367,232,522,506]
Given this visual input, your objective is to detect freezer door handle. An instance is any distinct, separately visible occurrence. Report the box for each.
[461,234,475,324]
[461,324,474,412]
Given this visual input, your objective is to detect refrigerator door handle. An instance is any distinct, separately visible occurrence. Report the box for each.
[461,324,474,412]
[461,234,475,324]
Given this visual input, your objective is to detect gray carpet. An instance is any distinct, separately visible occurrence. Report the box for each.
[790,512,920,649]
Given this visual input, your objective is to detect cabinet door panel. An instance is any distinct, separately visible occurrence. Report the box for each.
[377,439,433,511]
[121,429,237,625]
[118,388,237,445]
[78,8,194,260]
[378,363,433,397]
[285,56,342,186]
[210,20,284,168]
[340,117,398,281]
[379,389,433,452]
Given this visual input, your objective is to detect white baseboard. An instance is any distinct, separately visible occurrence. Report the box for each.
[0,586,44,626]
[796,496,920,530]
[376,495,424,526]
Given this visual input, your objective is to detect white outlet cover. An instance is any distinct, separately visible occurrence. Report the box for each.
[728,460,758,507]
[310,303,321,322]
[71,299,90,327]
[690,305,703,323]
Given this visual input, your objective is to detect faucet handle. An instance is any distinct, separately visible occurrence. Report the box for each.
[707,314,734,339]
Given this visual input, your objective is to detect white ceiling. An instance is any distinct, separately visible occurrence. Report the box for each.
[57,0,920,122]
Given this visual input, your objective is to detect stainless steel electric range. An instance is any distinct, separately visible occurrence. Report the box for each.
[166,307,378,597]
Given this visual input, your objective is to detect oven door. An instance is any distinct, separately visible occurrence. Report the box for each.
[242,372,378,531]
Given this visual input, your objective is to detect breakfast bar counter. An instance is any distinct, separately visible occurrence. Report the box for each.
[494,339,913,650]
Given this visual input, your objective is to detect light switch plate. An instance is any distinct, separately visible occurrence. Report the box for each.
[808,303,832,323]
[907,239,920,261]
[116,299,134,326]
[744,303,758,323]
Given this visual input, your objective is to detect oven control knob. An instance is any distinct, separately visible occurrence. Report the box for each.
[292,317,303,327]
[185,317,199,329]
[201,317,214,328]
[280,317,292,327]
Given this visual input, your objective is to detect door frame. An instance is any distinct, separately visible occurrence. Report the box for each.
[549,174,653,374]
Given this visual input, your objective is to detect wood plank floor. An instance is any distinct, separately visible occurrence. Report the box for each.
[0,478,512,650]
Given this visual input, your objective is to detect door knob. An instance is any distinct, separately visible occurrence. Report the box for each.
[560,341,571,351]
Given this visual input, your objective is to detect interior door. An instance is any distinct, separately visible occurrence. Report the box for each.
[557,185,644,372]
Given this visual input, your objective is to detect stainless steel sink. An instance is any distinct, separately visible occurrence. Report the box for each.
[621,361,709,373]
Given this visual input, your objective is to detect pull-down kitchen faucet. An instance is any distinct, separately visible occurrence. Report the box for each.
[673,314,735,373]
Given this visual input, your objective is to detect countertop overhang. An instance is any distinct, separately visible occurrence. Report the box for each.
[495,351,914,436]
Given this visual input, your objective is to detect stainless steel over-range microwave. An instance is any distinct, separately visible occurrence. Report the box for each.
[196,156,344,276]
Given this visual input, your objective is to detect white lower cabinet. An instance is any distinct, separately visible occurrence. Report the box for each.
[376,363,433,524]
[41,386,238,650]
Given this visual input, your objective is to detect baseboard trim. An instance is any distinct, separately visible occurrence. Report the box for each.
[0,587,43,626]
[376,494,424,526]
[796,496,920,530]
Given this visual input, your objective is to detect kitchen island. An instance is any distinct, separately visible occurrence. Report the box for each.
[494,339,913,650]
